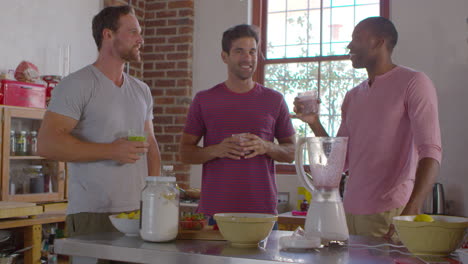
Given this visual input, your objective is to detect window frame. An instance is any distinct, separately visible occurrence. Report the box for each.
[251,0,390,174]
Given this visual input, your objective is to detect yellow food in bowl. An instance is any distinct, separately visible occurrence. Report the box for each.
[109,213,140,236]
[116,210,140,220]
[393,215,468,256]
[214,213,277,248]
[413,214,434,222]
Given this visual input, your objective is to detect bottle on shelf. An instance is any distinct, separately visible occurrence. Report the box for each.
[10,130,16,155]
[24,165,44,194]
[15,131,28,156]
[29,131,38,155]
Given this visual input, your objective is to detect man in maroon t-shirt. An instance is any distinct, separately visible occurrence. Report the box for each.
[179,24,296,217]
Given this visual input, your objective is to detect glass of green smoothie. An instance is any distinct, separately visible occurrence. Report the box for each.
[128,129,147,142]
[128,130,147,156]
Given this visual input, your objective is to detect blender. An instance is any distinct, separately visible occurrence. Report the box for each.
[295,137,349,244]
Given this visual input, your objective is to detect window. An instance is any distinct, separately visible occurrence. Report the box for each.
[253,0,389,138]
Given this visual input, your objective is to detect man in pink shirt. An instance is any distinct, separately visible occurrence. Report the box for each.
[294,17,442,237]
[180,25,296,217]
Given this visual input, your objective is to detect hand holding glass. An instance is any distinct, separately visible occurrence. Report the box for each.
[295,91,319,115]
[128,130,147,155]
[232,133,253,156]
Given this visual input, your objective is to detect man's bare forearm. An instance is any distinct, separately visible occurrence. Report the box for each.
[265,142,295,163]
[309,121,329,137]
[146,137,161,176]
[402,158,440,215]
[179,144,217,164]
[37,132,115,162]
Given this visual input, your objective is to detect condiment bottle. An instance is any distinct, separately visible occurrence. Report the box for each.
[140,176,179,242]
[300,199,309,212]
[16,131,28,156]
[29,131,38,155]
[10,130,16,155]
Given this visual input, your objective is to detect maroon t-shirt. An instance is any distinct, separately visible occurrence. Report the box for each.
[184,83,295,215]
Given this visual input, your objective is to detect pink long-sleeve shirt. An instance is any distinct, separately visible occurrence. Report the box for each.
[337,66,442,215]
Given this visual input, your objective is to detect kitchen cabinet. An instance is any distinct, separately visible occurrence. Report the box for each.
[0,106,66,202]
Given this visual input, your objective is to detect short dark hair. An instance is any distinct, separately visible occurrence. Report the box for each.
[92,5,134,50]
[359,16,398,51]
[222,24,259,53]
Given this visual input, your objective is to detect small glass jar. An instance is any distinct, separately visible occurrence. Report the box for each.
[29,131,38,156]
[16,131,28,156]
[23,165,44,193]
[10,130,16,156]
[140,176,179,242]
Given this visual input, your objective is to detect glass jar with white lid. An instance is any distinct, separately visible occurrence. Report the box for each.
[140,176,179,242]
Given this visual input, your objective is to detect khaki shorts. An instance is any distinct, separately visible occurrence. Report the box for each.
[346,206,404,238]
[65,212,118,237]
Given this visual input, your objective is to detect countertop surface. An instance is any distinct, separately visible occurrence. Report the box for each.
[54,230,423,264]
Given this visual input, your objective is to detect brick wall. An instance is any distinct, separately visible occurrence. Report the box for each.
[104,0,194,189]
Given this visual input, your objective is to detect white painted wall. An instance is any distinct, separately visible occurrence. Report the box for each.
[0,0,101,76]
[193,0,468,216]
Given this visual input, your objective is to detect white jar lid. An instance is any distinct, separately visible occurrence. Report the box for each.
[145,176,176,182]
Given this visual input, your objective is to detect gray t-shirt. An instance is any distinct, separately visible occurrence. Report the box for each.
[48,65,153,214]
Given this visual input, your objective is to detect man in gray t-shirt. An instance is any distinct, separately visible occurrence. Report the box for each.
[37,6,161,238]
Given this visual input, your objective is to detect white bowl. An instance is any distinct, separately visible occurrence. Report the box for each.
[456,248,468,264]
[109,215,139,236]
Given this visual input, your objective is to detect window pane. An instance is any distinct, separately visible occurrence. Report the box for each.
[268,0,286,12]
[330,6,355,43]
[308,0,321,9]
[332,0,354,7]
[265,62,319,138]
[267,45,286,59]
[286,45,309,58]
[267,0,380,59]
[288,0,308,10]
[322,6,355,56]
[320,60,367,136]
[331,42,349,55]
[355,4,380,24]
[286,11,309,46]
[356,0,380,5]
[307,43,321,57]
[266,12,286,59]
[308,9,321,54]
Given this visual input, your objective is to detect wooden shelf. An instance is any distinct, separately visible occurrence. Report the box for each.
[0,212,65,229]
[10,156,45,160]
[0,202,43,219]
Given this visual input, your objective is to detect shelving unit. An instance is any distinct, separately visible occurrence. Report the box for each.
[1,106,66,202]
[0,105,68,264]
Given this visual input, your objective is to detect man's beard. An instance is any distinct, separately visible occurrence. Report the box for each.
[121,47,140,62]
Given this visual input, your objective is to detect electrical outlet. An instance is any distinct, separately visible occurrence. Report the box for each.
[278,192,289,203]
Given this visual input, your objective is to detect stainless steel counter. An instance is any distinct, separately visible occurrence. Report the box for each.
[55,231,414,264]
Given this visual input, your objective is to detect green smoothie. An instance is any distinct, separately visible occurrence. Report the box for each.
[128,135,146,142]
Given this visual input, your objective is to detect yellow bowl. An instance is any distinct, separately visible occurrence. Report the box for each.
[214,213,277,248]
[393,215,468,256]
